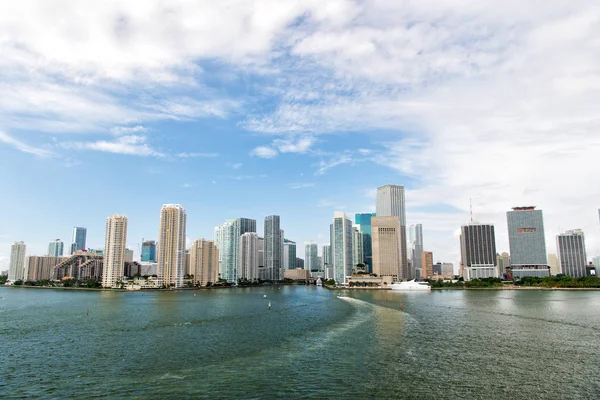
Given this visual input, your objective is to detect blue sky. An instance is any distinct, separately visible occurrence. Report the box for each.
[1,0,599,269]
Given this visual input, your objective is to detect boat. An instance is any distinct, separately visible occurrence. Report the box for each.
[389,280,431,291]
[316,278,323,286]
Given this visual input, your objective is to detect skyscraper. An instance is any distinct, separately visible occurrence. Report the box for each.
[371,216,403,280]
[215,218,256,284]
[239,232,259,281]
[190,238,219,286]
[283,239,297,270]
[157,204,187,288]
[376,185,408,278]
[557,230,587,278]
[352,226,364,269]
[409,224,423,280]
[305,241,319,271]
[355,213,376,272]
[141,240,157,262]
[322,244,331,267]
[8,241,26,282]
[460,223,498,280]
[507,206,549,278]
[264,215,282,281]
[497,252,511,276]
[331,212,353,284]
[422,251,434,279]
[70,227,87,254]
[48,239,64,257]
[102,215,128,288]
[547,254,560,276]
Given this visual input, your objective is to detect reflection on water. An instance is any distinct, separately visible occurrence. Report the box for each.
[1,286,599,399]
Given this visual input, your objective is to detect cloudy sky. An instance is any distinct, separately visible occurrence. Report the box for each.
[1,0,599,270]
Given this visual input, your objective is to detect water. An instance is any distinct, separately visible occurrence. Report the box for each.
[1,286,599,399]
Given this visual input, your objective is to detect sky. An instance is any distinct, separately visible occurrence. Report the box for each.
[1,0,599,271]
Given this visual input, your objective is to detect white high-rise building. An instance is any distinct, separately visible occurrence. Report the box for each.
[352,226,364,269]
[409,224,423,280]
[48,239,64,257]
[557,229,587,278]
[8,241,26,282]
[283,239,297,270]
[157,204,187,288]
[265,215,282,281]
[239,232,259,281]
[547,254,560,276]
[376,185,408,278]
[322,244,331,267]
[102,215,128,288]
[214,218,256,284]
[330,212,353,285]
[305,241,319,271]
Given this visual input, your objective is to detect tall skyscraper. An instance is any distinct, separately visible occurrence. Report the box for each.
[305,241,319,271]
[157,204,187,288]
[48,239,64,257]
[214,218,256,284]
[422,251,434,279]
[331,212,353,284]
[322,244,331,267]
[460,223,498,280]
[257,237,265,268]
[8,241,26,282]
[141,240,157,262]
[547,254,560,276]
[497,252,511,276]
[239,232,259,281]
[557,230,587,278]
[507,207,547,266]
[409,224,423,280]
[70,227,87,254]
[352,226,364,269]
[376,185,408,278]
[371,216,403,280]
[283,239,297,270]
[190,238,219,286]
[264,215,282,281]
[355,213,376,272]
[102,215,128,288]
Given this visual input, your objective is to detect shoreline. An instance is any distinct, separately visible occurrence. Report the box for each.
[0,283,308,292]
[324,285,600,291]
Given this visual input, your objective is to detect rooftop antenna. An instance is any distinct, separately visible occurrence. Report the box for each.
[470,198,473,223]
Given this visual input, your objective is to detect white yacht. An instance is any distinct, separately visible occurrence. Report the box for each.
[389,280,431,291]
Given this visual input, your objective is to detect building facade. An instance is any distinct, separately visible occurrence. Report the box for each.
[557,230,587,278]
[355,213,376,272]
[422,251,433,279]
[8,241,26,282]
[376,185,408,279]
[305,241,319,271]
[70,227,87,254]
[547,254,560,276]
[264,215,282,281]
[409,224,424,280]
[507,207,547,266]
[322,244,331,267]
[190,238,219,286]
[157,204,187,288]
[352,226,364,269]
[283,239,297,270]
[371,216,403,281]
[102,215,128,288]
[460,223,498,280]
[26,256,65,281]
[239,232,259,281]
[141,240,157,262]
[331,212,353,285]
[48,239,64,257]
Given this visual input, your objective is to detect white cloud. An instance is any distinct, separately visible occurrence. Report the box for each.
[62,135,163,157]
[0,131,53,157]
[227,162,243,169]
[111,125,148,135]
[176,152,219,158]
[288,183,315,189]
[250,146,278,158]
[181,183,193,189]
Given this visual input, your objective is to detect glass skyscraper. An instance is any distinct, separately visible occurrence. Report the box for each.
[507,207,547,266]
[376,185,407,279]
[141,240,157,262]
[355,213,376,272]
[48,239,64,257]
[70,227,87,254]
[331,212,353,284]
[264,215,282,281]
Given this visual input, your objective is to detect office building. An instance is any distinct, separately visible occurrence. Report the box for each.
[190,238,219,286]
[102,215,128,288]
[547,254,560,276]
[258,237,264,267]
[409,224,423,280]
[283,239,297,270]
[214,218,256,284]
[48,239,64,257]
[352,226,364,269]
[557,230,587,278]
[371,216,403,280]
[330,212,353,284]
[157,204,187,288]
[239,232,259,281]
[141,240,157,262]
[506,206,549,278]
[296,257,304,270]
[497,252,511,276]
[441,262,454,276]
[264,215,282,281]
[460,223,498,280]
[25,256,65,281]
[70,227,87,254]
[52,252,103,281]
[355,213,376,272]
[322,244,331,267]
[124,248,134,262]
[422,251,433,279]
[305,241,319,271]
[8,241,26,282]
[376,185,408,278]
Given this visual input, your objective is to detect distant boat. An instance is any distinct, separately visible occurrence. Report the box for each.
[263,294,267,298]
[390,280,431,291]
[316,278,323,286]
[268,301,271,309]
